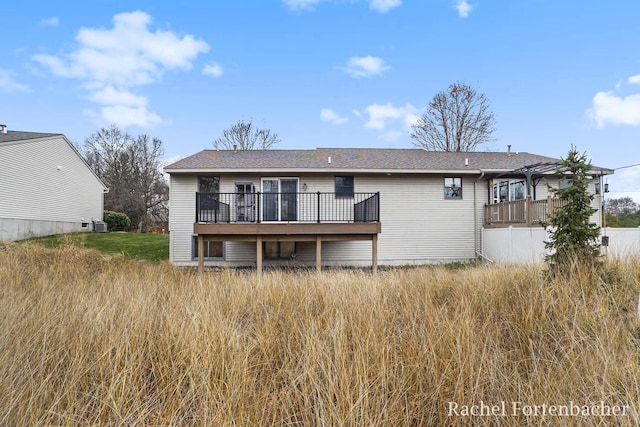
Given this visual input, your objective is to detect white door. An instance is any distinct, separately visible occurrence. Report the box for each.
[235,183,255,222]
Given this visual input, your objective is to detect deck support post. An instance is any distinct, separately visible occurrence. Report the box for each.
[256,235,263,274]
[316,235,322,271]
[198,234,204,274]
[372,234,378,274]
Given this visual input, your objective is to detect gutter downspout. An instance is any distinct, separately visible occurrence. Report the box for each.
[474,171,486,261]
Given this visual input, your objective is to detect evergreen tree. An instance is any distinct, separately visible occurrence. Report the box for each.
[544,146,601,271]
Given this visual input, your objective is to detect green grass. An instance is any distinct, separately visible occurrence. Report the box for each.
[29,232,169,262]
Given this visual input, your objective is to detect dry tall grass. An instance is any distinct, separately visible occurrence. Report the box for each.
[1,242,639,425]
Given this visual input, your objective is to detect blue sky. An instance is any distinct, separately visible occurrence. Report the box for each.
[1,0,639,200]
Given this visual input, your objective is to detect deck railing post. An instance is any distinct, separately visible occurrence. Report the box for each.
[195,192,199,222]
[317,191,321,223]
[257,192,261,223]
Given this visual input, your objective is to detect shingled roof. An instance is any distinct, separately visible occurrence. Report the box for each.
[0,130,62,143]
[164,148,613,175]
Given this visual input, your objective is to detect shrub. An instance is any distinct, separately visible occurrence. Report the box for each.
[103,210,131,232]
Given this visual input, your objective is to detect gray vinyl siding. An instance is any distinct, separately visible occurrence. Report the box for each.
[169,172,480,266]
[169,172,607,267]
[168,174,198,264]
[0,136,105,225]
[375,174,476,264]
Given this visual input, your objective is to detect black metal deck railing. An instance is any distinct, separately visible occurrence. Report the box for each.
[196,192,380,223]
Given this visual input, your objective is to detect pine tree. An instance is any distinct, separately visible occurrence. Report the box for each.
[544,146,601,271]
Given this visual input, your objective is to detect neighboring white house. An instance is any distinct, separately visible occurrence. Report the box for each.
[0,126,108,241]
[164,148,612,270]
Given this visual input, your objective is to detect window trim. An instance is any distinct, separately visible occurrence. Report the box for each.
[444,177,463,199]
[260,177,299,222]
[198,176,220,193]
[335,175,355,198]
[192,236,224,260]
[263,241,296,260]
[509,180,525,201]
[491,179,526,203]
[559,178,571,189]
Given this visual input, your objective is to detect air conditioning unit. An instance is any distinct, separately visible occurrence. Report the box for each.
[94,221,108,233]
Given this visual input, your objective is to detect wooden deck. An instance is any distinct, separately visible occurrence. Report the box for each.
[484,196,567,228]
[194,222,382,273]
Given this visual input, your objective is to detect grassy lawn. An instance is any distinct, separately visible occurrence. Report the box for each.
[1,243,639,425]
[30,232,169,262]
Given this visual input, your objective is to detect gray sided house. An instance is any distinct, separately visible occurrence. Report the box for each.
[164,148,612,270]
[0,126,108,241]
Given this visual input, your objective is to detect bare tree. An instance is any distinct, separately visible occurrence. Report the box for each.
[410,82,496,152]
[213,119,280,150]
[605,197,640,216]
[82,124,169,231]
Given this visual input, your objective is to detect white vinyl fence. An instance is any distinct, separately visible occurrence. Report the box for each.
[601,227,640,259]
[482,227,640,265]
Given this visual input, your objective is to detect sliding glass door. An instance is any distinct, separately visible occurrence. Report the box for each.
[261,178,298,222]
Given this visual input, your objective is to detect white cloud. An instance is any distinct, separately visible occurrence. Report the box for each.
[89,85,147,106]
[629,75,640,84]
[455,0,473,18]
[340,56,390,78]
[364,102,418,131]
[605,167,640,203]
[588,91,640,128]
[282,0,400,13]
[0,69,30,92]
[40,17,59,27]
[282,0,322,10]
[86,86,160,128]
[33,11,210,127]
[320,108,348,125]
[203,63,224,77]
[99,104,162,128]
[369,0,402,13]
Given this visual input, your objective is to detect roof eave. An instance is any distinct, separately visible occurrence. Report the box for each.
[164,167,488,175]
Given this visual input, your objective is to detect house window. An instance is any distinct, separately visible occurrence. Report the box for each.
[559,178,571,189]
[262,178,299,221]
[263,241,296,260]
[499,181,509,202]
[492,179,526,203]
[444,177,462,199]
[192,236,224,260]
[199,176,219,193]
[198,176,223,222]
[510,180,525,201]
[335,176,354,198]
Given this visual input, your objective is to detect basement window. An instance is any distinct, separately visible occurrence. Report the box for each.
[192,236,224,260]
[444,177,462,199]
[263,241,296,260]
